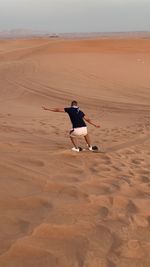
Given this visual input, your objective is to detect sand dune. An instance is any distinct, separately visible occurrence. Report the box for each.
[0,38,150,267]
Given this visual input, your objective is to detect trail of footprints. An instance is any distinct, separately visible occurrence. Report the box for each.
[0,119,150,266]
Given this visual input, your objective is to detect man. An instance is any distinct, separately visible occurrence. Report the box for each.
[42,100,100,152]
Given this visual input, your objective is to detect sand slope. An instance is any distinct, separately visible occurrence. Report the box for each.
[0,38,150,267]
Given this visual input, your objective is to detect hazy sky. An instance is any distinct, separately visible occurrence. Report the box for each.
[0,0,150,32]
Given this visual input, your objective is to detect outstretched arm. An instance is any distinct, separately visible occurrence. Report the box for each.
[42,106,65,112]
[84,116,100,128]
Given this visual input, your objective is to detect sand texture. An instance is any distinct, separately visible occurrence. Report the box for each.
[0,38,150,267]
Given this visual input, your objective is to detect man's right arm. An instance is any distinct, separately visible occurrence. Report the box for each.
[42,106,65,112]
[84,116,100,128]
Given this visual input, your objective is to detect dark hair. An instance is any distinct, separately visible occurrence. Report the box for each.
[71,100,78,106]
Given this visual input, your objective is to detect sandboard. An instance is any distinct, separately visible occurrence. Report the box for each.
[80,146,106,153]
[82,149,105,153]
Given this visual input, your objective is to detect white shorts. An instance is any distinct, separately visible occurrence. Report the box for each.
[70,127,88,137]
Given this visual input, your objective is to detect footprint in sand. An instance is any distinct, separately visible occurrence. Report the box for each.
[101,155,112,164]
[40,121,46,126]
[81,183,111,196]
[131,159,144,165]
[140,176,150,184]
[112,139,118,143]
[109,183,120,194]
[120,176,132,186]
[45,183,89,201]
[90,163,100,174]
[126,200,139,215]
[98,206,109,219]
[58,186,89,200]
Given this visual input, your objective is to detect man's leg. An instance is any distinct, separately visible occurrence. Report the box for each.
[84,134,91,147]
[70,136,78,149]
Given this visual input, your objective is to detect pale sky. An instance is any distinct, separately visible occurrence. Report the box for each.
[0,0,150,32]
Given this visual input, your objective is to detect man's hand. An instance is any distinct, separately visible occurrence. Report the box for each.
[95,125,100,128]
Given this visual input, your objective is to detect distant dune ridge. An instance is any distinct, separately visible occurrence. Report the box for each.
[0,29,150,39]
[0,37,150,267]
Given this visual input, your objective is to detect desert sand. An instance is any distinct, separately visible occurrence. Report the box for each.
[0,37,150,267]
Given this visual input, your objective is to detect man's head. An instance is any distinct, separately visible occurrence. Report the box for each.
[71,100,78,107]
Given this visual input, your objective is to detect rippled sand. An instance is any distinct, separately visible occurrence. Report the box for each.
[0,37,150,267]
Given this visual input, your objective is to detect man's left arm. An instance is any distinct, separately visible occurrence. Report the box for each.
[84,115,100,128]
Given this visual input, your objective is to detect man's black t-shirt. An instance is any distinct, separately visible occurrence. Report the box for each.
[64,107,86,128]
